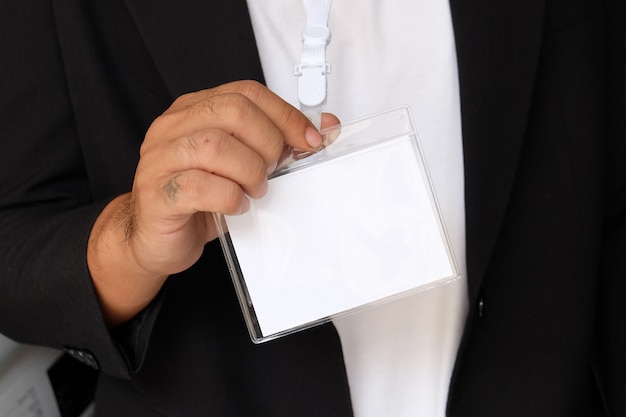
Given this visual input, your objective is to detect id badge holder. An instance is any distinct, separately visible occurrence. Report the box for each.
[214,106,459,343]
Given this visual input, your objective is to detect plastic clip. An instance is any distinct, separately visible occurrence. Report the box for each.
[295,62,331,108]
[296,24,331,128]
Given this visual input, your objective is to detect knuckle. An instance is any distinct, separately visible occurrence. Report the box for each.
[195,130,233,165]
[235,79,264,99]
[187,97,217,118]
[219,93,254,123]
[143,112,178,151]
[144,118,164,144]
[188,92,253,126]
[169,129,230,169]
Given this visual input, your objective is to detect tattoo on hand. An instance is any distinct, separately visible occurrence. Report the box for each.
[164,174,182,202]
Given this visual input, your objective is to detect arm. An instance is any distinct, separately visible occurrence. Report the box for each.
[0,0,129,374]
[0,0,330,375]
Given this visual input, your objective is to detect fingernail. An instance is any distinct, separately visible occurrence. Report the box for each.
[239,197,250,214]
[305,126,323,150]
[258,179,269,197]
[267,160,278,175]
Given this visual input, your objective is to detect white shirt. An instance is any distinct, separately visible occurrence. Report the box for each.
[246,1,468,415]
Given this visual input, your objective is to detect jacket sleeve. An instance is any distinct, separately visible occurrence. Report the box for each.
[0,0,157,379]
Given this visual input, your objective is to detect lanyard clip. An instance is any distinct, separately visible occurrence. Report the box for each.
[295,62,331,108]
[296,24,331,128]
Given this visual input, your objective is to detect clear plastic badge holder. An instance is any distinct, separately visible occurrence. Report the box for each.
[214,106,459,343]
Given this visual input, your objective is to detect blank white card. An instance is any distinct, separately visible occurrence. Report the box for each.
[225,134,456,338]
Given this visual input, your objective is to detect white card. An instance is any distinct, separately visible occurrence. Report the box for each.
[225,133,456,338]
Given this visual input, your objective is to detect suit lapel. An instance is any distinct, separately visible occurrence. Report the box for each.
[124,0,264,97]
[449,0,546,302]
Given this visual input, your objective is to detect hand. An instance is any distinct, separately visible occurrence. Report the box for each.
[129,80,330,276]
[88,80,338,326]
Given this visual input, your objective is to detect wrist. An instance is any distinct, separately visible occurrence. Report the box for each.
[88,194,168,327]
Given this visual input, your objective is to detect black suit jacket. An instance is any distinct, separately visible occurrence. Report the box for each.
[0,0,624,416]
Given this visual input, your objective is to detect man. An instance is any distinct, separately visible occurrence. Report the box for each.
[0,0,623,416]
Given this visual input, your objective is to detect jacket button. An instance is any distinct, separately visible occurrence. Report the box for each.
[478,298,485,318]
[63,347,100,370]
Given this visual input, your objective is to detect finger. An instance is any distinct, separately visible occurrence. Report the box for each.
[143,128,270,199]
[156,169,251,217]
[320,112,340,130]
[175,81,324,152]
[147,91,285,171]
[225,81,325,151]
[320,112,342,147]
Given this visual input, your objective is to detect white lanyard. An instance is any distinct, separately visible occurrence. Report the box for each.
[295,0,332,129]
